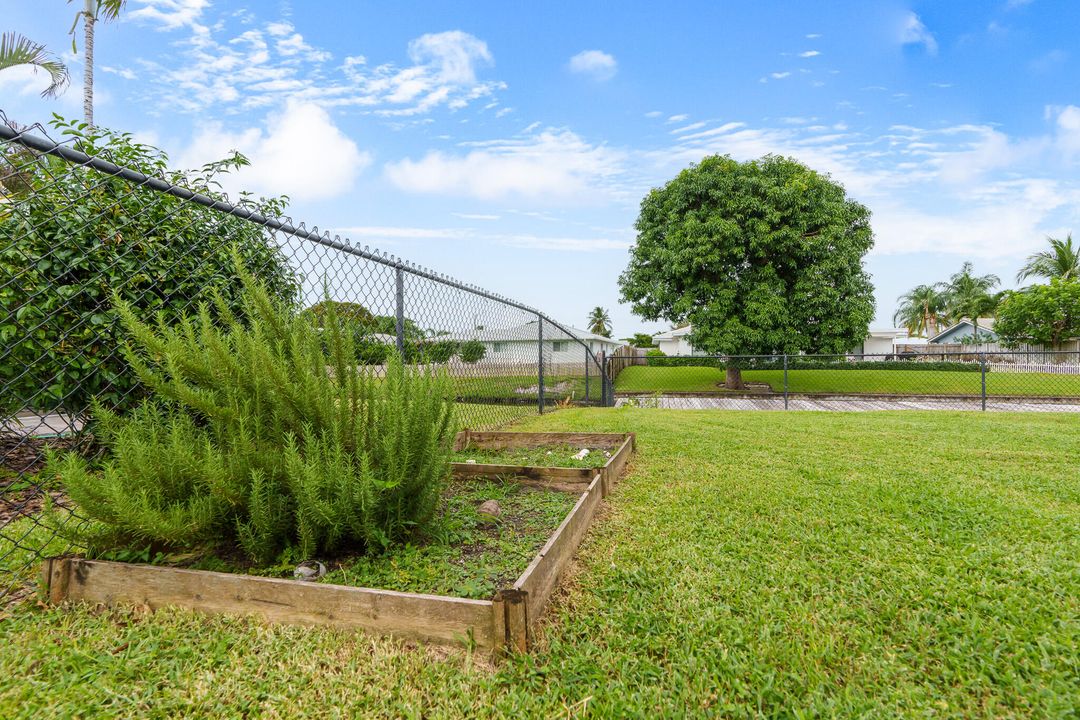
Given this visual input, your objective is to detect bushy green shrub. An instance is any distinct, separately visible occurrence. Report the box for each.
[0,117,298,417]
[421,339,459,363]
[644,356,985,372]
[49,255,455,563]
[458,340,486,363]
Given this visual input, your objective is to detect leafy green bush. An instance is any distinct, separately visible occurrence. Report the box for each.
[458,340,486,363]
[421,339,459,363]
[0,117,298,417]
[49,256,455,563]
[645,356,985,372]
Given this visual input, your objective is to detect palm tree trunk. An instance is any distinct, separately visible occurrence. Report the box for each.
[83,0,95,127]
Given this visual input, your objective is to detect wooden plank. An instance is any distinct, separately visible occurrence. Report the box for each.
[461,431,628,451]
[48,558,497,650]
[600,434,635,496]
[39,556,70,605]
[514,474,604,624]
[498,588,529,653]
[450,462,594,489]
[452,430,471,452]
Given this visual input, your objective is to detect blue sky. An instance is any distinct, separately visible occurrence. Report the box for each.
[4,0,1079,336]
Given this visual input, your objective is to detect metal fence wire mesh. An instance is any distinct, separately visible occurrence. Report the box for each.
[0,117,605,601]
[607,351,1080,411]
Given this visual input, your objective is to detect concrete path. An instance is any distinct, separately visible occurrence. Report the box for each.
[615,395,1080,412]
[1,413,83,438]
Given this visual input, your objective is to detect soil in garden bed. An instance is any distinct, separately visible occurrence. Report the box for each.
[166,479,577,600]
[452,444,614,469]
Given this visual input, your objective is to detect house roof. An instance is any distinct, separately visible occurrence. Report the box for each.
[446,321,619,345]
[653,325,692,341]
[928,318,997,343]
[867,328,908,339]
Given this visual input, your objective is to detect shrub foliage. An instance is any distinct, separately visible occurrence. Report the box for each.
[0,116,298,416]
[51,257,455,563]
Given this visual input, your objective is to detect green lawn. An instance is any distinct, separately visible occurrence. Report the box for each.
[3,409,1079,717]
[615,365,1080,397]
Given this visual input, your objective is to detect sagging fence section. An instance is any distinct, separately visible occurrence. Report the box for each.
[0,115,606,600]
[605,351,1080,411]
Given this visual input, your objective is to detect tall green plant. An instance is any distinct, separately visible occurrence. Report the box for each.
[50,256,455,563]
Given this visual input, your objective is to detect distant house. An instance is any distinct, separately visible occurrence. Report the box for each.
[654,325,910,358]
[929,318,998,344]
[852,328,910,357]
[449,320,620,363]
[652,326,699,356]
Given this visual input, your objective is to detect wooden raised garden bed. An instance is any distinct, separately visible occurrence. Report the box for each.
[40,431,634,657]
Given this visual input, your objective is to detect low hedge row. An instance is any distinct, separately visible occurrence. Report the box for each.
[642,357,986,373]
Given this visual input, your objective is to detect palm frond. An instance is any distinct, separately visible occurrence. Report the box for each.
[0,32,70,98]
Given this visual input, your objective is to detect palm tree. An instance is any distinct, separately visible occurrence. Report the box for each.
[1016,233,1079,283]
[0,32,70,98]
[944,262,1001,341]
[587,307,612,338]
[69,0,126,126]
[893,284,948,338]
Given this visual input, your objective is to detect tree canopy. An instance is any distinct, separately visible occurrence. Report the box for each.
[1016,233,1079,283]
[995,279,1080,348]
[618,154,875,363]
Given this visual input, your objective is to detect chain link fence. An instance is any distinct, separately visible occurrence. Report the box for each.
[608,351,1080,411]
[0,116,606,601]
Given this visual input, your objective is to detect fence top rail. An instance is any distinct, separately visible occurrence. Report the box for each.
[637,351,1080,360]
[0,117,599,365]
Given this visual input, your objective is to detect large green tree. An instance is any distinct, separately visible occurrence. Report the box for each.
[894,283,948,338]
[587,306,612,337]
[995,278,1080,349]
[1016,233,1079,283]
[943,262,1001,341]
[618,154,875,388]
[0,117,298,416]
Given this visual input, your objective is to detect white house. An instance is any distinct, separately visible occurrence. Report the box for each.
[449,320,621,364]
[652,326,701,356]
[654,324,909,358]
[852,328,910,357]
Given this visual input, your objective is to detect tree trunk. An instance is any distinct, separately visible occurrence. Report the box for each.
[724,366,743,390]
[83,0,95,127]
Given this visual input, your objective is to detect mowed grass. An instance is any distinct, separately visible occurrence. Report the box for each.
[616,364,1080,397]
[2,409,1079,717]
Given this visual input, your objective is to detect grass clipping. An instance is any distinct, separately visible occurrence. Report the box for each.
[49,253,455,564]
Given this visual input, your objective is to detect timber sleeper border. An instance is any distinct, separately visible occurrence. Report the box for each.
[39,431,634,658]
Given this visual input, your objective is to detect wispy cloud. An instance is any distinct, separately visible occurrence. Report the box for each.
[899,12,938,55]
[567,50,618,81]
[798,50,821,58]
[132,12,504,117]
[385,127,626,202]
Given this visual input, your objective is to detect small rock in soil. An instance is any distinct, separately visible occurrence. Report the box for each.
[573,448,590,460]
[294,561,327,581]
[477,499,501,520]
[465,458,477,464]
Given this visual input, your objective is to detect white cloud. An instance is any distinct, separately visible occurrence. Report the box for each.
[567,50,618,81]
[452,213,501,221]
[770,71,791,79]
[667,114,689,123]
[671,121,707,134]
[644,110,663,118]
[127,0,209,31]
[806,33,822,39]
[136,21,503,116]
[798,50,821,58]
[384,128,625,202]
[175,100,370,201]
[899,12,938,55]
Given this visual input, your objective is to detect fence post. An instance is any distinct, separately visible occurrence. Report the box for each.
[600,350,609,406]
[394,266,405,357]
[980,352,987,411]
[537,315,545,414]
[584,345,590,402]
[783,354,789,410]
